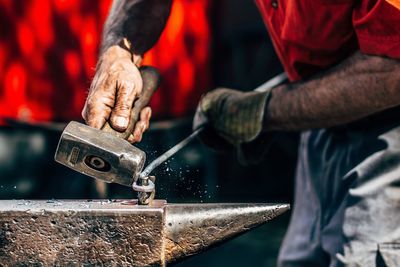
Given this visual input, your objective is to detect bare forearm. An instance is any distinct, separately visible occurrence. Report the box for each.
[84,0,171,138]
[266,52,400,131]
[101,0,172,55]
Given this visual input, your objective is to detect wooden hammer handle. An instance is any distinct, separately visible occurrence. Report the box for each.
[102,66,160,139]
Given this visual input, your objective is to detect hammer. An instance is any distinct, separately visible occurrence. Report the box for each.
[55,67,162,203]
[55,70,287,204]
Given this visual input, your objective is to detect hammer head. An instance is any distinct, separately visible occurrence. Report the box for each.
[54,121,145,187]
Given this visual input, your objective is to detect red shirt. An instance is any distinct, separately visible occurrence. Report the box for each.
[256,0,400,81]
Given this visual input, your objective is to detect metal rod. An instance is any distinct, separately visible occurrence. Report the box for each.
[139,128,203,178]
[254,72,287,92]
[138,72,287,180]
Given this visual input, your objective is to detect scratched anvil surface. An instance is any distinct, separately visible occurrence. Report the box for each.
[0,200,289,266]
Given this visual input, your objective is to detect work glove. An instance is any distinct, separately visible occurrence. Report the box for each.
[193,88,273,164]
[82,43,151,143]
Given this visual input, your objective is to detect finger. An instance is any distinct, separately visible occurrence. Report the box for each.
[87,108,109,129]
[140,107,152,130]
[127,133,136,143]
[130,107,152,142]
[110,81,136,131]
[83,72,114,129]
[129,121,147,143]
[110,76,143,131]
[128,130,142,143]
[83,97,113,129]
[127,108,151,143]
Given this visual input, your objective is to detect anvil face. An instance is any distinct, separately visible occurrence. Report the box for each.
[0,200,289,266]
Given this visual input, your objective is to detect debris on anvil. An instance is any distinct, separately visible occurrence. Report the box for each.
[0,200,289,266]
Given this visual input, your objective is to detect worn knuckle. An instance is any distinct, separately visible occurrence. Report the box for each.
[91,72,108,89]
[108,61,124,72]
[114,102,131,114]
[117,89,132,101]
[103,75,116,89]
[119,80,135,93]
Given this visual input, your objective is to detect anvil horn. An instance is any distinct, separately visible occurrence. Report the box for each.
[0,200,289,266]
[164,203,290,264]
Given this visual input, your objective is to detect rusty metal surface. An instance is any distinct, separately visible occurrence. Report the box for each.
[164,203,290,264]
[0,200,166,266]
[0,200,289,266]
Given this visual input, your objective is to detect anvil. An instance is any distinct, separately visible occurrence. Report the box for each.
[0,200,288,266]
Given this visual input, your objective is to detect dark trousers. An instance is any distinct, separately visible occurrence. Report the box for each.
[278,114,400,267]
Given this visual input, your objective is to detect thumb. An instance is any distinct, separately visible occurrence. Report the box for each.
[110,79,142,131]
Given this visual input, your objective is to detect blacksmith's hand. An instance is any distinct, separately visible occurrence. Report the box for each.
[193,88,271,150]
[82,44,151,143]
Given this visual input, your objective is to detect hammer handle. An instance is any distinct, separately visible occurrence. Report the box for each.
[102,66,160,139]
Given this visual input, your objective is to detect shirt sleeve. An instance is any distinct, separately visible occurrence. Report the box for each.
[353,0,400,58]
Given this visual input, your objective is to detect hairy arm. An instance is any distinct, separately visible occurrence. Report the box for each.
[101,0,172,55]
[266,52,400,131]
[82,0,172,142]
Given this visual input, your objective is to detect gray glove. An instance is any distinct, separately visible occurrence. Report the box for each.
[193,88,272,162]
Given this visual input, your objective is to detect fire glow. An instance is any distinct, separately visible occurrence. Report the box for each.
[0,0,210,123]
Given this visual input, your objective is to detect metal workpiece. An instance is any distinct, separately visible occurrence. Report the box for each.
[55,121,146,186]
[0,200,289,266]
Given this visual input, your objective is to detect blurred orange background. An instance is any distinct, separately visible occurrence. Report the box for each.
[0,0,210,124]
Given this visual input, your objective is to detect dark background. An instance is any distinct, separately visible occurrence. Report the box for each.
[0,0,298,266]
